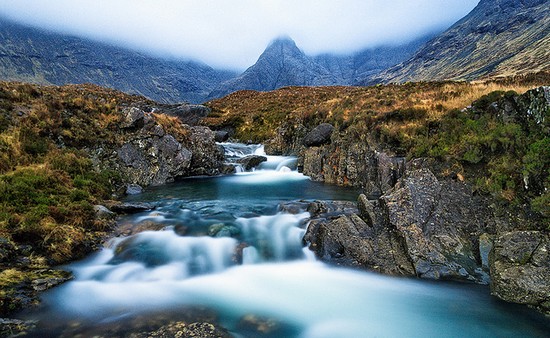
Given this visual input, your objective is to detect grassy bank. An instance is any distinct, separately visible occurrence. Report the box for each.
[0,82,150,315]
[204,72,549,222]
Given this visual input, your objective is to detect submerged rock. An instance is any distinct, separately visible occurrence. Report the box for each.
[129,321,232,338]
[126,184,143,195]
[237,155,268,170]
[107,202,155,214]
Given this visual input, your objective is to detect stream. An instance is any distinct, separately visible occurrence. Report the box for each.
[19,143,550,337]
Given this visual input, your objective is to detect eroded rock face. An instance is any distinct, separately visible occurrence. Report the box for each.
[305,169,493,283]
[490,231,550,314]
[380,169,492,283]
[301,139,406,196]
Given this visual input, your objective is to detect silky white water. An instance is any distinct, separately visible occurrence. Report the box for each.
[21,143,550,337]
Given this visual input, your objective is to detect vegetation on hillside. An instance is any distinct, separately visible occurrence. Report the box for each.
[204,72,550,221]
[0,82,155,314]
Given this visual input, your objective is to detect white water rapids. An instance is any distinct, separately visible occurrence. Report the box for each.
[23,143,550,337]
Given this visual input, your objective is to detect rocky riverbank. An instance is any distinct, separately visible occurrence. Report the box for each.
[0,82,226,333]
[302,87,550,314]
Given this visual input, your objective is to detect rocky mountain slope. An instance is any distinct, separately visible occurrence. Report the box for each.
[0,17,236,103]
[208,37,424,99]
[367,0,550,84]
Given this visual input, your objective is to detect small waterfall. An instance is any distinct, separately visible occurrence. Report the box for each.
[219,142,299,173]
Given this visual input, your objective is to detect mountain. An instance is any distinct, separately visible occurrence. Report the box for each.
[367,0,550,84]
[207,37,338,99]
[0,17,236,103]
[207,36,425,99]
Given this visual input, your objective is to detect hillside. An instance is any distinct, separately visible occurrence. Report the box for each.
[0,17,235,103]
[367,0,550,84]
[204,72,549,214]
[0,81,226,315]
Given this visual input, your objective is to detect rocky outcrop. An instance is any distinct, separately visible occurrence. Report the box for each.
[490,231,550,314]
[91,107,224,191]
[301,137,406,197]
[380,168,492,283]
[305,169,493,283]
[160,104,212,126]
[304,200,415,276]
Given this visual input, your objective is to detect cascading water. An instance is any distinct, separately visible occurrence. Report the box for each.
[18,143,550,337]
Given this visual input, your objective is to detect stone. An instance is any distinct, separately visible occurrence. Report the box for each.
[237,155,268,170]
[120,106,145,129]
[208,223,241,238]
[357,194,375,227]
[214,130,230,142]
[93,205,116,220]
[302,123,334,147]
[126,184,143,195]
[115,220,166,236]
[490,231,550,314]
[108,202,155,214]
[380,169,492,283]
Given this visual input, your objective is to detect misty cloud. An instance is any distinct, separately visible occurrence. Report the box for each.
[0,0,479,70]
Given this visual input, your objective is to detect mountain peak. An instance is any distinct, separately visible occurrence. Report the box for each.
[264,36,300,55]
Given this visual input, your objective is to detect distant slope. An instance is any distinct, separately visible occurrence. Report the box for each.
[367,0,550,84]
[208,36,426,99]
[0,17,235,103]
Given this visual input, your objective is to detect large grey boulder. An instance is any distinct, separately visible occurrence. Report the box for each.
[303,123,334,147]
[305,169,493,283]
[380,169,491,283]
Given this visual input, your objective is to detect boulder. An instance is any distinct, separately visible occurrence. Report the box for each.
[490,231,550,314]
[187,126,225,176]
[93,205,117,220]
[214,130,230,142]
[302,123,334,147]
[304,201,415,276]
[125,184,143,195]
[107,202,155,214]
[237,155,268,170]
[120,106,145,129]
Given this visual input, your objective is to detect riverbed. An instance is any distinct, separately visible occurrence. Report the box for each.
[19,143,550,337]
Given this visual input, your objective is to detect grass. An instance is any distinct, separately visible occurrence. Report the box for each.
[0,81,153,316]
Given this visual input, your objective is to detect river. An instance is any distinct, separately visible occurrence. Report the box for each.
[19,143,550,337]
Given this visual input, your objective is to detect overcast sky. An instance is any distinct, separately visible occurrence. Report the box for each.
[0,0,479,70]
